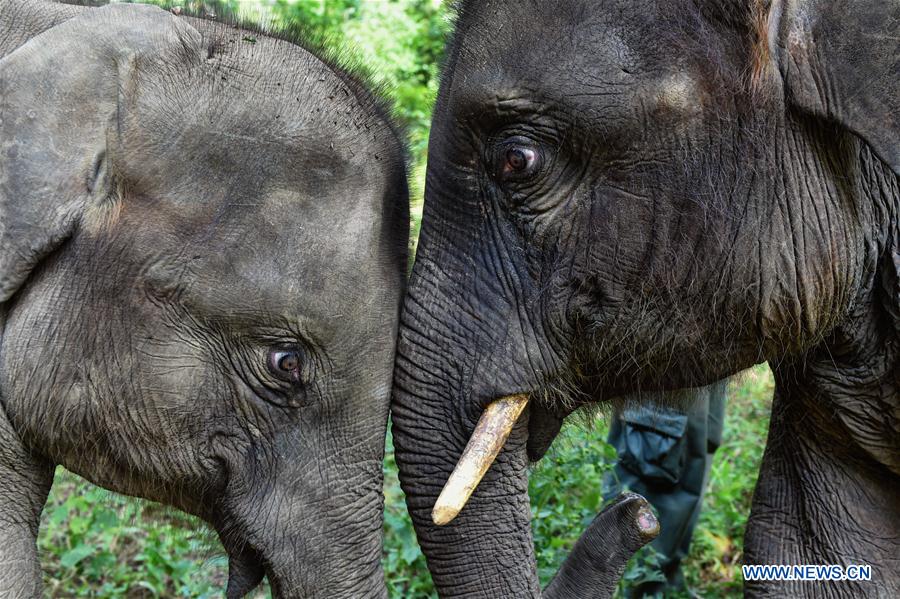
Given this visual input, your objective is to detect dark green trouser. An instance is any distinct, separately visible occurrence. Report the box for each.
[604,382,728,597]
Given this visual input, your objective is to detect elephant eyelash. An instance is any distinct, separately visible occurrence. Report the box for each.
[202,321,329,409]
[221,341,313,409]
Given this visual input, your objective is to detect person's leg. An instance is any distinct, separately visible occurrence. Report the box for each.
[605,382,728,596]
[668,381,728,590]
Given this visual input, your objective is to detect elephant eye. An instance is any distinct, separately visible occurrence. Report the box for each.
[267,347,303,383]
[505,147,534,173]
[492,137,544,183]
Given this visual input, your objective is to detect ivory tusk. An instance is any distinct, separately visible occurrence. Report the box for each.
[432,394,530,526]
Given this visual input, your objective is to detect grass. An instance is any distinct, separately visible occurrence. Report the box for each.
[39,473,228,598]
[38,365,773,597]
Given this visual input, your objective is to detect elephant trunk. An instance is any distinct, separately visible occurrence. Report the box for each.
[212,436,388,599]
[392,374,542,596]
[393,327,660,597]
[392,235,659,596]
[219,482,387,599]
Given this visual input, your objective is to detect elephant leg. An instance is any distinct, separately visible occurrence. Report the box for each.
[744,384,900,598]
[0,401,54,598]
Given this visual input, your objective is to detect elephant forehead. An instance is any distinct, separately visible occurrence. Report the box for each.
[117,122,350,201]
[115,176,398,340]
[113,89,395,203]
[450,0,709,121]
[58,17,405,344]
[104,20,402,203]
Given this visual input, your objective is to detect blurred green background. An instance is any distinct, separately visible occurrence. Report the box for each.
[38,1,774,597]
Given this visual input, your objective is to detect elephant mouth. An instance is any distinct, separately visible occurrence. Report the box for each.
[526,400,565,461]
[225,540,266,599]
[432,394,567,525]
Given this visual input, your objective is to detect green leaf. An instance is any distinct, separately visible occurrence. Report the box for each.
[60,544,96,568]
[68,515,91,536]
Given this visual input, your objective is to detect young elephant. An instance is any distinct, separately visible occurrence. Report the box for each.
[393,0,899,597]
[0,1,409,596]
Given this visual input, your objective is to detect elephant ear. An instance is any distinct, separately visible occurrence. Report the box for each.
[772,0,899,174]
[0,3,202,303]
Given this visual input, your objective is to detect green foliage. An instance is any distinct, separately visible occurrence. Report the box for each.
[619,545,669,592]
[529,421,618,583]
[40,470,228,598]
[264,0,451,158]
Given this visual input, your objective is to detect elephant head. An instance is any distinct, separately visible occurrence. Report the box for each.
[0,2,408,597]
[392,0,899,596]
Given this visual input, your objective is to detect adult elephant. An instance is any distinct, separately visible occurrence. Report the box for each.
[392,0,899,597]
[0,1,409,596]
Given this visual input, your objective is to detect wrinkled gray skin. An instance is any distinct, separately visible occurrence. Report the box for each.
[0,1,409,597]
[393,0,899,597]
